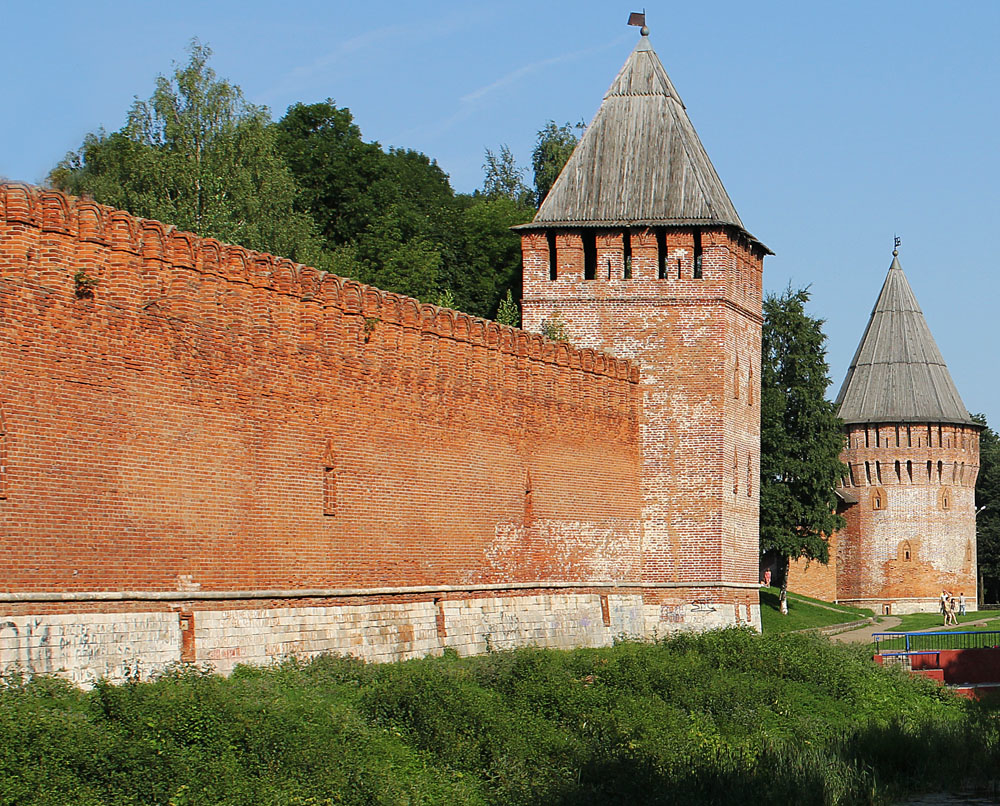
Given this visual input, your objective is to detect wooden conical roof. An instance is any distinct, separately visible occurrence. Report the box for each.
[835,252,975,426]
[519,32,760,245]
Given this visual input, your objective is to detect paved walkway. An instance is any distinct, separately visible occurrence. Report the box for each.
[830,615,999,644]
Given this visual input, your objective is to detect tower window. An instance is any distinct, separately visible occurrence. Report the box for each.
[583,232,597,280]
[907,460,913,483]
[693,230,703,279]
[900,541,912,562]
[656,229,667,279]
[547,232,557,280]
[322,441,337,516]
[939,487,952,511]
[623,230,632,279]
[870,487,886,510]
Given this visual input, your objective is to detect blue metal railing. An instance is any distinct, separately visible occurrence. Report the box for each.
[873,630,1000,655]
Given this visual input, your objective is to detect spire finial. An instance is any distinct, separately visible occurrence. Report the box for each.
[893,235,900,257]
[628,10,648,36]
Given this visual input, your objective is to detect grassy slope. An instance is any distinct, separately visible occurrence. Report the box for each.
[2,631,996,806]
[760,587,874,633]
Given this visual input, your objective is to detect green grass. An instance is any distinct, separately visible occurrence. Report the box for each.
[891,612,1000,633]
[760,587,874,634]
[4,630,996,806]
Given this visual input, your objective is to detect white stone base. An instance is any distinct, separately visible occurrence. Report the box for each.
[1,592,762,685]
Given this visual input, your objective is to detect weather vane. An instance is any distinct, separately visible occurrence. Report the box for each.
[628,10,649,36]
[893,235,901,256]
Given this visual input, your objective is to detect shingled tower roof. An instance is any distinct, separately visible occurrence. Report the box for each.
[518,31,763,247]
[835,250,975,426]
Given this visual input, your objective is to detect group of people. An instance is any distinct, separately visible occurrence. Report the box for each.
[940,590,966,625]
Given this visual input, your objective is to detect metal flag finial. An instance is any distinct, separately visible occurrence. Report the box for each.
[893,235,901,257]
[628,11,648,36]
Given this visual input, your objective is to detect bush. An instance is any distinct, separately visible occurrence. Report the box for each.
[1,631,997,805]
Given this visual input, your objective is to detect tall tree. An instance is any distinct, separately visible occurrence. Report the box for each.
[482,145,531,205]
[50,40,324,266]
[760,287,847,614]
[531,121,583,206]
[973,413,1000,604]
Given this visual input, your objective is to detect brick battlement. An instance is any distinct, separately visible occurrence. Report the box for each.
[0,184,638,394]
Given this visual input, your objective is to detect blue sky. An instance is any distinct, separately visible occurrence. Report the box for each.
[2,1,997,418]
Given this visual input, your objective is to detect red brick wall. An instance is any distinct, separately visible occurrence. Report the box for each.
[0,184,644,603]
[786,532,839,602]
[521,226,765,594]
[836,423,980,610]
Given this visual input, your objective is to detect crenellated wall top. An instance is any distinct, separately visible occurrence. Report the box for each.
[0,183,639,385]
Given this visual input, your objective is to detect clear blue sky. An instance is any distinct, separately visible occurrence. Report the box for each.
[2,1,997,418]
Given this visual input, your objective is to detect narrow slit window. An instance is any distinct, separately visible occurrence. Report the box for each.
[895,460,901,483]
[693,230,703,279]
[875,461,883,484]
[622,231,632,279]
[322,441,337,516]
[907,460,913,483]
[865,462,872,485]
[583,232,597,280]
[547,232,557,281]
[0,403,6,500]
[937,461,944,483]
[656,229,667,279]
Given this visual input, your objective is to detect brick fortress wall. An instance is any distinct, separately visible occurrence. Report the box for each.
[520,226,765,630]
[1,184,684,684]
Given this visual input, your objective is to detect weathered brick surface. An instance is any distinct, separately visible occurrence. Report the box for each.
[789,423,980,613]
[521,227,765,617]
[0,185,765,682]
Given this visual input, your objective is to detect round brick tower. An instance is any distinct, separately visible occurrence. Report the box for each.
[833,248,980,614]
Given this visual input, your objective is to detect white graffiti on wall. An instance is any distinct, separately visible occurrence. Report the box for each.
[0,614,179,686]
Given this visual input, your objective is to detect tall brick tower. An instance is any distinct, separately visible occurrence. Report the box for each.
[518,27,770,629]
[833,247,980,613]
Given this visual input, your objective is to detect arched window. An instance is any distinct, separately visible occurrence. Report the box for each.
[900,541,912,562]
[938,487,952,511]
[870,487,886,511]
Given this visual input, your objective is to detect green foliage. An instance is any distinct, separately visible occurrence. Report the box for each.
[540,310,570,342]
[495,289,520,328]
[760,287,847,610]
[531,120,583,206]
[3,633,997,805]
[51,41,325,267]
[973,413,1000,603]
[482,145,532,205]
[274,100,533,317]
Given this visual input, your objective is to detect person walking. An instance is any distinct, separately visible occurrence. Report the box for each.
[941,590,951,626]
[948,594,959,626]
[958,591,967,617]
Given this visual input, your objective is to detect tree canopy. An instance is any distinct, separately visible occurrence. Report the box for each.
[50,41,325,267]
[531,121,582,205]
[760,287,847,613]
[973,413,1000,604]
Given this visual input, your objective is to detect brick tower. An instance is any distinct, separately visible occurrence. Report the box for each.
[832,247,980,613]
[518,28,770,629]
